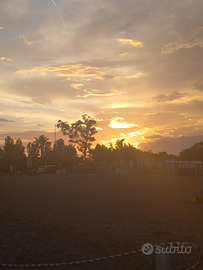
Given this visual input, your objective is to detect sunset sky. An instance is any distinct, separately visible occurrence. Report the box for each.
[1,0,203,155]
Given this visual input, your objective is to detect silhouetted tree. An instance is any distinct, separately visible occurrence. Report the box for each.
[52,139,77,166]
[115,139,125,150]
[3,136,15,165]
[93,143,113,163]
[57,114,97,160]
[179,141,203,161]
[27,142,39,157]
[92,141,140,166]
[13,139,26,160]
[44,141,52,156]
[53,138,65,165]
[63,144,77,166]
[154,151,177,161]
[12,139,26,171]
[0,146,4,161]
[34,135,50,158]
[114,139,140,165]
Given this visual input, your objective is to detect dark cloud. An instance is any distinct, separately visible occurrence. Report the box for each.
[190,99,203,107]
[144,135,162,140]
[153,91,188,102]
[140,135,203,155]
[31,98,51,105]
[169,18,203,42]
[0,118,15,122]
[16,100,33,104]
[0,130,62,144]
[171,126,203,138]
[193,79,203,91]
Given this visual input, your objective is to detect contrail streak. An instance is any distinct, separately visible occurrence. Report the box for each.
[57,9,66,28]
[51,0,57,8]
[50,0,66,28]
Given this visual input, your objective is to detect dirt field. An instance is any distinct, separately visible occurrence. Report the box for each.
[0,172,203,270]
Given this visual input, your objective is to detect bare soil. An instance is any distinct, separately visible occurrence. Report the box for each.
[0,172,202,270]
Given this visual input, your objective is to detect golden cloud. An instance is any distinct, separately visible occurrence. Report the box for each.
[77,89,122,98]
[162,38,203,54]
[120,131,141,137]
[118,38,144,47]
[119,52,128,56]
[0,27,3,30]
[109,117,138,129]
[16,63,144,83]
[16,63,105,80]
[96,127,103,131]
[114,71,144,79]
[163,15,175,20]
[0,57,12,62]
[70,83,84,90]
[19,34,44,45]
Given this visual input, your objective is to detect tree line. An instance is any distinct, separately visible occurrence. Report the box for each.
[0,114,203,172]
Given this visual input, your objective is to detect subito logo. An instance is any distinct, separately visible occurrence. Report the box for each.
[142,243,154,255]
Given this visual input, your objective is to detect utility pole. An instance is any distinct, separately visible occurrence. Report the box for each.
[54,124,57,165]
[54,124,57,143]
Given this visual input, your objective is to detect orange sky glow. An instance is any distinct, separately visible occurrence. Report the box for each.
[0,0,203,155]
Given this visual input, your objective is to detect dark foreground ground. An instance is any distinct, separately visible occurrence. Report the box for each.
[0,172,203,270]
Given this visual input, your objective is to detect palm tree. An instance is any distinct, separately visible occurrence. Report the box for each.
[34,135,50,158]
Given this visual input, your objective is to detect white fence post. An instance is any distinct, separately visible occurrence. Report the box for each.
[156,252,171,270]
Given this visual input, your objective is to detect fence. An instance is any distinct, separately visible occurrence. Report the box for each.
[59,159,203,175]
[0,242,202,270]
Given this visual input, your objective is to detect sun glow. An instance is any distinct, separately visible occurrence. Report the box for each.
[108,104,129,108]
[120,131,141,138]
[133,142,141,149]
[109,117,138,129]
